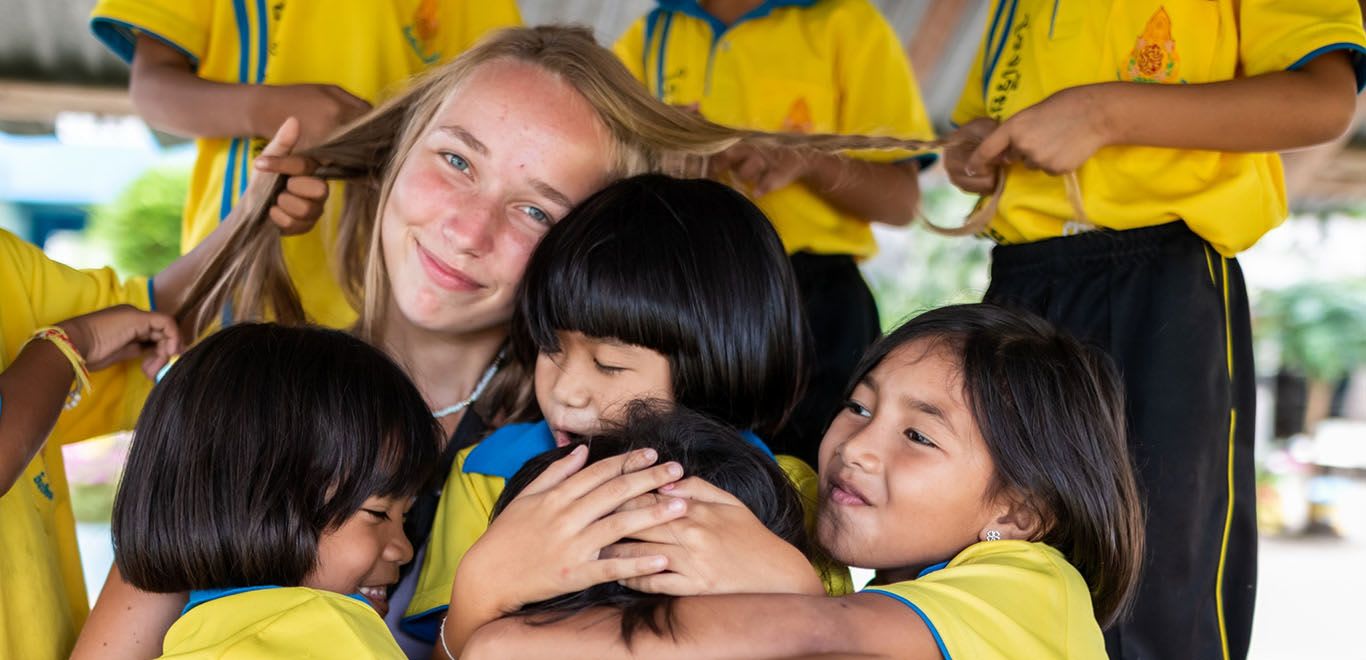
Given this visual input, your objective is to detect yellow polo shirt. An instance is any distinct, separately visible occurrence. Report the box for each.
[953,0,1366,255]
[401,421,852,639]
[90,0,521,328]
[614,0,936,258]
[161,587,402,658]
[864,541,1106,660]
[0,229,155,660]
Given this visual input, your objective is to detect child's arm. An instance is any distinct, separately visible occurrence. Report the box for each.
[958,52,1359,179]
[129,34,370,148]
[0,306,178,495]
[463,592,942,660]
[713,146,923,226]
[70,565,187,660]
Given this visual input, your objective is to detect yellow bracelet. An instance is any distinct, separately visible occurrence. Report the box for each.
[24,326,93,410]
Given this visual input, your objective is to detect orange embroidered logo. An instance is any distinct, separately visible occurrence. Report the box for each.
[1122,6,1181,83]
[404,0,441,64]
[781,98,812,133]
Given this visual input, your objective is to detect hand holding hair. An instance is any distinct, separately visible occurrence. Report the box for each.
[57,305,182,380]
[249,117,329,235]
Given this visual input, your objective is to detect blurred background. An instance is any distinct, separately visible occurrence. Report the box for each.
[3,2,1363,657]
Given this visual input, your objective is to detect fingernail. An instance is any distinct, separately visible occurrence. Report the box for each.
[666,498,685,512]
[649,556,668,569]
[571,444,587,456]
[666,462,683,478]
[640,448,658,462]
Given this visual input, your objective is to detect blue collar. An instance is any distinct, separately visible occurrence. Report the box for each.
[182,586,367,615]
[654,0,820,40]
[916,560,951,579]
[463,420,776,480]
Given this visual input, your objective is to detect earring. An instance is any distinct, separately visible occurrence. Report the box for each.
[985,530,1002,541]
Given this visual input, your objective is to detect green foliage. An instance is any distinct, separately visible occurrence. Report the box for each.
[1254,280,1366,381]
[864,183,992,330]
[87,165,188,277]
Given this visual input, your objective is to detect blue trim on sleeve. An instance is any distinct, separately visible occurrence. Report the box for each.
[463,421,556,478]
[864,589,952,660]
[917,560,950,578]
[1288,43,1366,93]
[400,604,448,642]
[146,277,157,312]
[89,18,201,68]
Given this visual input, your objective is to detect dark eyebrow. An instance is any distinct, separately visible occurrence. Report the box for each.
[903,397,949,425]
[437,125,488,156]
[530,179,573,210]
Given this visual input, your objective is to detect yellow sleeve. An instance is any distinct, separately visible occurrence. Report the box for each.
[0,231,154,445]
[437,0,523,56]
[89,0,212,66]
[776,454,853,597]
[1237,0,1366,90]
[950,2,995,126]
[405,447,502,622]
[828,2,935,165]
[612,17,650,84]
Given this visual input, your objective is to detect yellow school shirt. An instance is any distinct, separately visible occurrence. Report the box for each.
[402,421,852,636]
[613,0,936,258]
[953,0,1366,256]
[0,229,156,660]
[90,0,521,328]
[864,541,1106,660]
[161,587,402,658]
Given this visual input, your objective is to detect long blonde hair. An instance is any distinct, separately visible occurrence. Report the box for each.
[178,25,939,421]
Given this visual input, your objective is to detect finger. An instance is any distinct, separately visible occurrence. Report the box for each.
[582,495,686,548]
[614,492,663,514]
[518,444,591,498]
[273,192,317,219]
[967,125,1012,176]
[657,476,743,505]
[284,175,329,200]
[618,572,700,596]
[260,117,300,159]
[569,461,683,521]
[733,152,768,183]
[566,555,668,592]
[268,206,314,234]
[553,448,661,501]
[254,154,320,177]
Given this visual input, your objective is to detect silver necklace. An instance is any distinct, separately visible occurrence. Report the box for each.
[431,352,502,419]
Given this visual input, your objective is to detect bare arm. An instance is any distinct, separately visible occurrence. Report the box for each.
[464,592,941,660]
[71,565,186,660]
[714,147,923,226]
[129,35,369,146]
[964,51,1360,176]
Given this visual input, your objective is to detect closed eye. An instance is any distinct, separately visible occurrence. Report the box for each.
[363,508,390,521]
[593,358,625,375]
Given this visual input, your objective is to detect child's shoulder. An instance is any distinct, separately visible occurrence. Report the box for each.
[863,542,1105,659]
[166,587,402,657]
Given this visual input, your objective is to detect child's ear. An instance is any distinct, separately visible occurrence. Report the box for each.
[980,497,1043,542]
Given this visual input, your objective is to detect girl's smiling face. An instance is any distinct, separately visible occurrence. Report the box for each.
[816,338,1008,573]
[306,495,413,618]
[380,58,615,337]
[534,331,674,446]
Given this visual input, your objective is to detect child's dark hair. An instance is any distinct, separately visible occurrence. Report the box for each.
[112,323,441,592]
[852,304,1144,627]
[492,402,809,645]
[512,174,807,437]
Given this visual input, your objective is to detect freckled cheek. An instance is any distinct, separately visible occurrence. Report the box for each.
[389,164,455,229]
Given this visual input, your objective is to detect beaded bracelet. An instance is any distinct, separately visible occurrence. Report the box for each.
[25,326,92,410]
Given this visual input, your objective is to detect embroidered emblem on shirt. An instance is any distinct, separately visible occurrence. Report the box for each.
[404,0,442,64]
[781,98,812,133]
[33,471,54,501]
[1122,7,1182,83]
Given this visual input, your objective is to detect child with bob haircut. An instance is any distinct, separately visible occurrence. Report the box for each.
[491,402,811,646]
[443,304,1146,659]
[111,323,441,658]
[404,173,849,640]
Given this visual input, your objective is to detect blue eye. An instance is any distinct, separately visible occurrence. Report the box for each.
[443,152,470,173]
[905,429,937,448]
[522,206,552,226]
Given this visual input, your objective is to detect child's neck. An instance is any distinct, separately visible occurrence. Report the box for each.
[700,0,765,25]
[379,312,506,439]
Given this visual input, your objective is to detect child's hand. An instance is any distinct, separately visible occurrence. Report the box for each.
[57,305,181,380]
[603,477,826,597]
[249,117,329,235]
[251,83,371,149]
[968,86,1113,177]
[710,143,810,198]
[944,118,1001,194]
[457,446,688,613]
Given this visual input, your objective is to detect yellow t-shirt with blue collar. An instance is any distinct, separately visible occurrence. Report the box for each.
[864,541,1106,660]
[953,0,1366,256]
[0,229,156,660]
[89,0,521,328]
[160,586,402,658]
[613,0,936,258]
[401,420,852,639]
